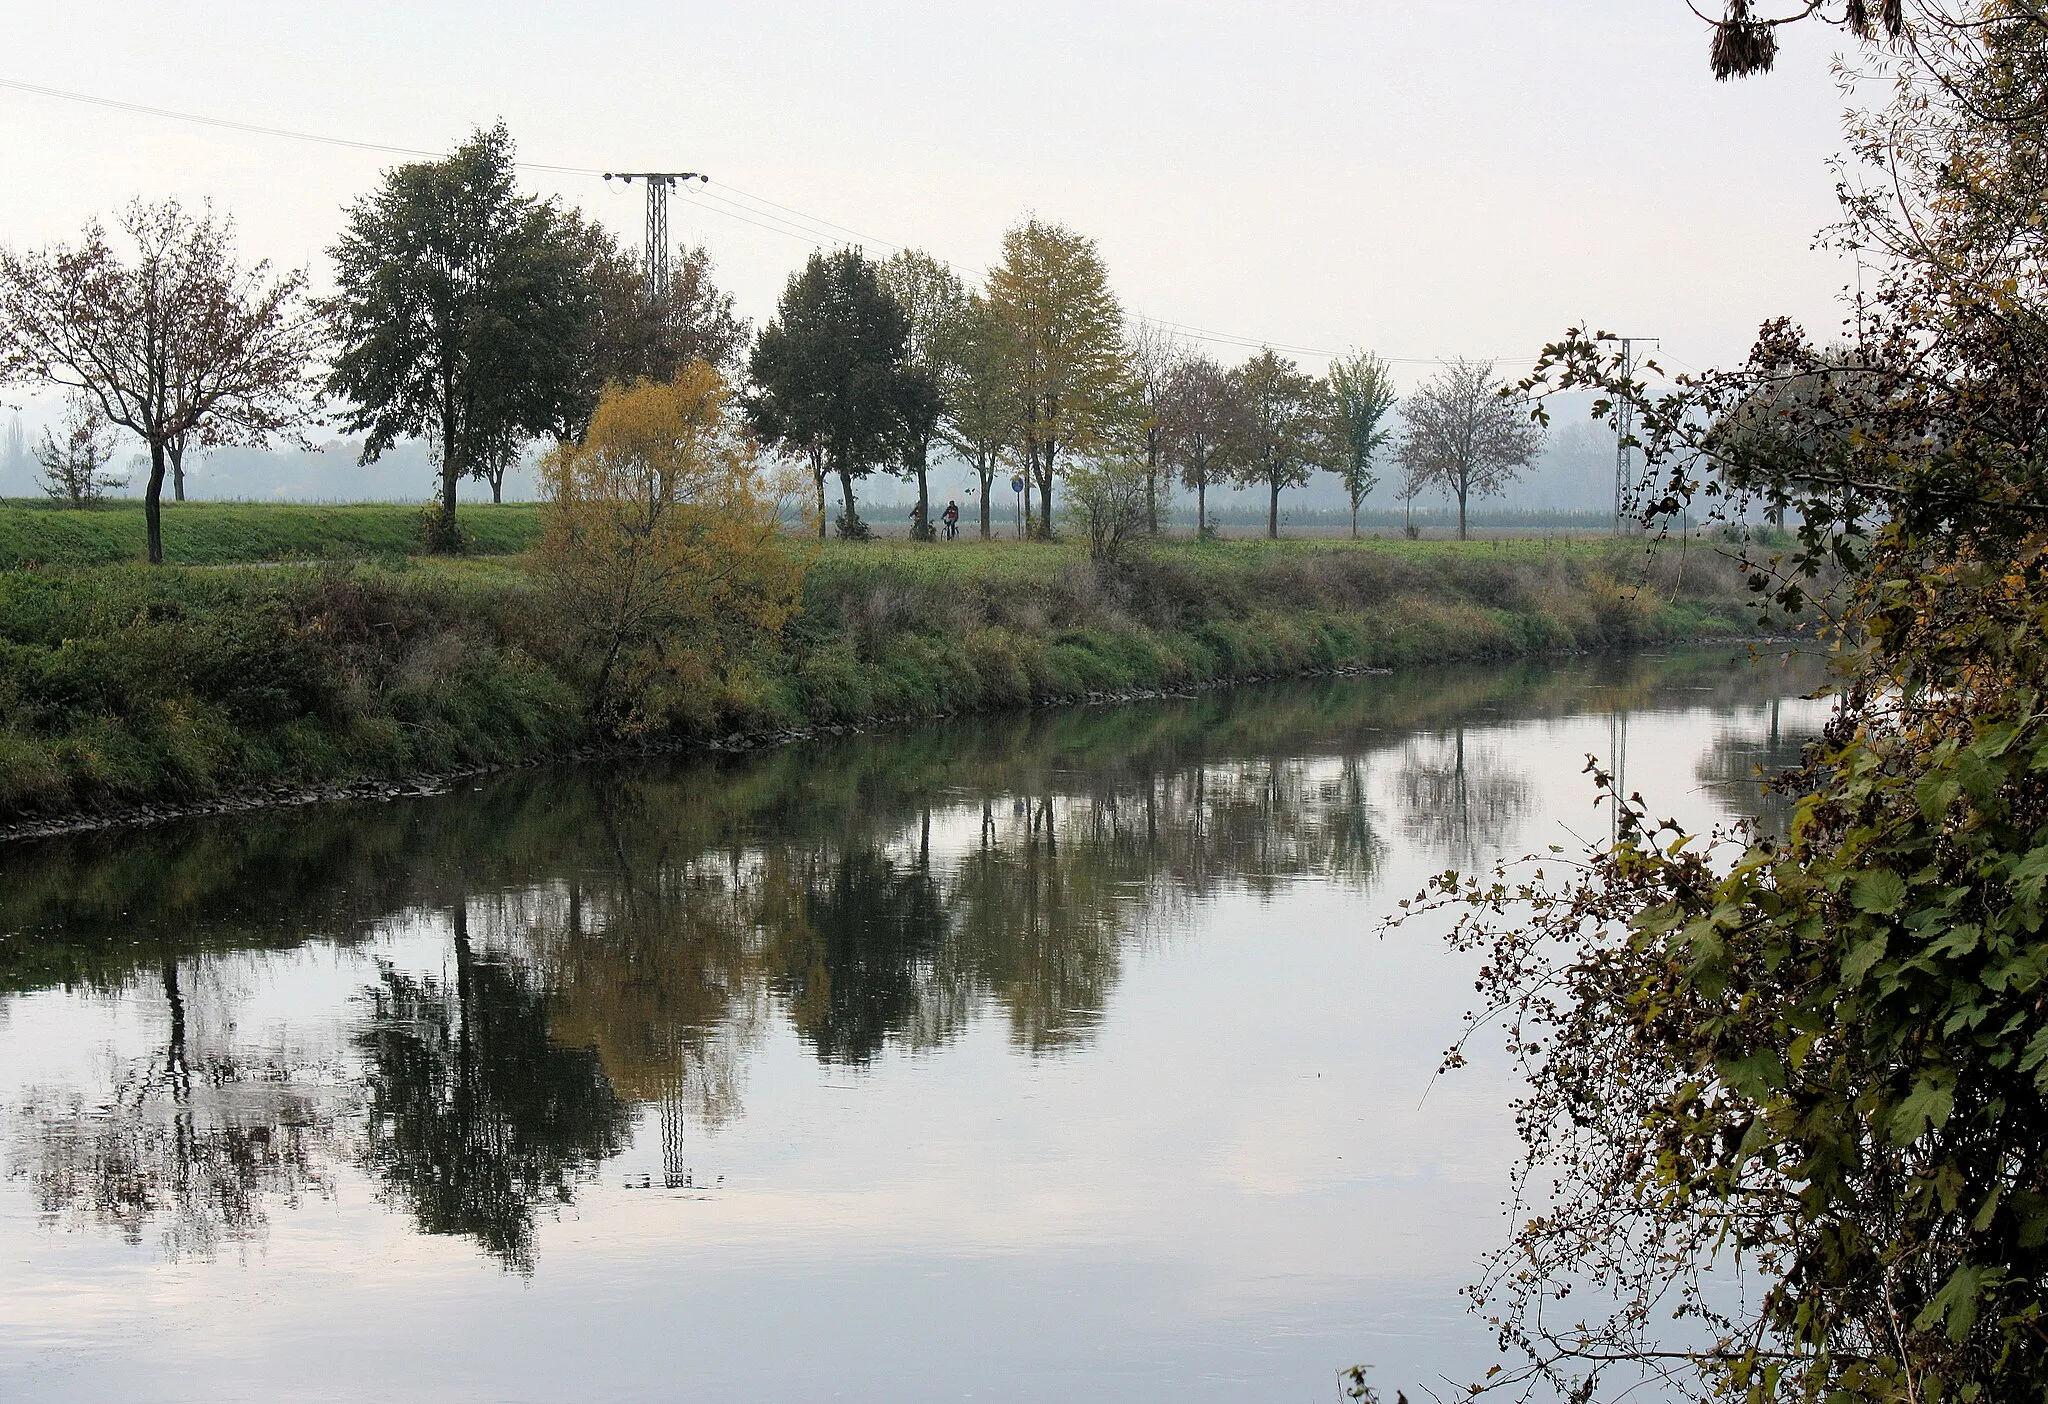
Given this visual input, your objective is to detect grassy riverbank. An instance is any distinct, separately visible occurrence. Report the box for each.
[0,534,1763,825]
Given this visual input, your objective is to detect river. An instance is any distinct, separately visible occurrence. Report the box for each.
[0,646,1832,1403]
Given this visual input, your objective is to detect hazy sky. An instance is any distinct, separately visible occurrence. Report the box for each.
[2,1,1860,394]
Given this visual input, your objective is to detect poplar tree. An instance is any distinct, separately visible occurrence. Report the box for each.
[1327,352,1399,538]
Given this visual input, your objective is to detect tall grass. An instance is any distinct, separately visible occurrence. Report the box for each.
[0,534,1764,824]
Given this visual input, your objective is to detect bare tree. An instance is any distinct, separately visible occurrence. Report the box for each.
[0,200,321,562]
[1127,320,1184,534]
[1395,358,1543,540]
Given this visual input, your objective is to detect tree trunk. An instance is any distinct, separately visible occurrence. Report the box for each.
[144,439,168,565]
[170,439,186,503]
[837,466,862,537]
[1350,498,1359,539]
[913,449,932,543]
[979,459,994,538]
[1197,478,1207,537]
[1456,483,1469,540]
[1146,436,1160,535]
[1268,477,1280,540]
[812,458,828,540]
[436,414,461,551]
[488,463,505,504]
[1036,443,1054,540]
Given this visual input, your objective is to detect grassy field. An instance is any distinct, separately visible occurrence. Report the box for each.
[0,517,1769,825]
[0,499,544,568]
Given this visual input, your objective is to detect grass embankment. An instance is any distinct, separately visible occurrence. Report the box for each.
[0,531,1761,824]
[0,499,542,568]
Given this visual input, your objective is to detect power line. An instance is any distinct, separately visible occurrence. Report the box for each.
[0,73,1519,372]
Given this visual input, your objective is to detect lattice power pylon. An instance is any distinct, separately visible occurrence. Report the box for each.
[1610,336,1658,533]
[602,170,709,301]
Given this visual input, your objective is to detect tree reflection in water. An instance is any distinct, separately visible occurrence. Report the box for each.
[1396,725,1534,869]
[357,905,631,1274]
[1,649,1828,1269]
[11,955,340,1261]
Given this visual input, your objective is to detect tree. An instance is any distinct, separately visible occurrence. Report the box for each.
[1158,351,1244,539]
[1394,359,1541,540]
[0,199,319,563]
[1128,321,1183,534]
[35,394,121,507]
[2,414,28,484]
[538,366,808,730]
[1391,9,2048,1400]
[745,248,927,540]
[1230,348,1332,540]
[572,219,749,396]
[1063,456,1152,567]
[983,219,1129,537]
[1702,0,1911,79]
[326,123,593,548]
[878,250,967,542]
[940,293,1021,539]
[1327,352,1399,538]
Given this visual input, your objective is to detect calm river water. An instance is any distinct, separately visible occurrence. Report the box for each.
[0,648,1831,1404]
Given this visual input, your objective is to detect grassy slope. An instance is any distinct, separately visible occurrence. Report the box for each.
[0,499,543,568]
[0,531,1762,823]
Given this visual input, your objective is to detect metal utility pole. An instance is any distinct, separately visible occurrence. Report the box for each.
[601,171,709,300]
[1611,336,1658,534]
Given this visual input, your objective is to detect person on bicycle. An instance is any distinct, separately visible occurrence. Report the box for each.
[942,499,960,540]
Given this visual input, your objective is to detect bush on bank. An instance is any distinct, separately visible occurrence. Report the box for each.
[0,537,1757,823]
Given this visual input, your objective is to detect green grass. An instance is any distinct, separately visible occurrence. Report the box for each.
[0,499,544,568]
[0,530,1768,824]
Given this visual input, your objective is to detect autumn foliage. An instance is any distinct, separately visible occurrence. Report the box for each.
[538,366,807,730]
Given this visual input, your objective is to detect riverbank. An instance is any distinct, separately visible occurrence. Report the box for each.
[0,535,1766,835]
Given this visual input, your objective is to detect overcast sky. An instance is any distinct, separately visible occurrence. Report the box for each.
[2,1,1858,398]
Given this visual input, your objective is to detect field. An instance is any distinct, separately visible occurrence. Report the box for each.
[0,504,1771,825]
[0,499,544,568]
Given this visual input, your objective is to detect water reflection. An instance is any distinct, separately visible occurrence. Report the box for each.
[358,906,632,1274]
[0,647,1826,1273]
[12,956,340,1261]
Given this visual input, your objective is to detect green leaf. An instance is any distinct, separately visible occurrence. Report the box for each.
[1914,1262,2002,1341]
[1889,1080,1956,1144]
[1843,933,1888,984]
[1851,868,1908,915]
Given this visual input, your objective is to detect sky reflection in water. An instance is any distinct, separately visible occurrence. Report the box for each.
[0,648,1832,1403]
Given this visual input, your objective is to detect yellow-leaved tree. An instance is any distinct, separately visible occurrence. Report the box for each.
[539,364,809,730]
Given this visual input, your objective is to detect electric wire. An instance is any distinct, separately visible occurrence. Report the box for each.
[0,73,1515,369]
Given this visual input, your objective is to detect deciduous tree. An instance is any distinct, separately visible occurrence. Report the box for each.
[878,250,966,541]
[1394,358,1541,540]
[572,220,749,395]
[327,124,593,547]
[939,294,1021,539]
[1327,351,1398,538]
[745,249,928,540]
[1158,352,1244,539]
[983,219,1128,537]
[538,366,807,729]
[34,395,121,507]
[0,199,319,562]
[1128,321,1183,534]
[1229,348,1332,540]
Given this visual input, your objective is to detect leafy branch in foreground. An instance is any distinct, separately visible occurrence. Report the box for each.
[1390,4,2048,1399]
